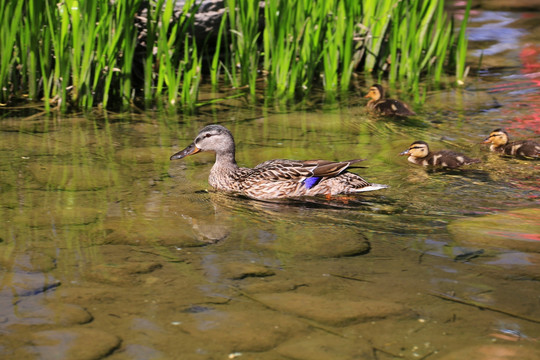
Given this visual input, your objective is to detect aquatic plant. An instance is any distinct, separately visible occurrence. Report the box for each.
[0,2,24,104]
[0,0,470,112]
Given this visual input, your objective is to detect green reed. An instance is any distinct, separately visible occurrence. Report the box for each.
[210,13,228,89]
[240,0,470,103]
[21,0,45,103]
[0,2,23,103]
[180,38,202,109]
[336,1,362,92]
[47,1,72,111]
[388,0,453,89]
[361,0,394,74]
[148,0,201,109]
[0,0,470,112]
[260,0,362,99]
[455,0,471,84]
[155,0,181,105]
[225,0,261,96]
[144,0,166,104]
[262,0,301,98]
[1,0,202,111]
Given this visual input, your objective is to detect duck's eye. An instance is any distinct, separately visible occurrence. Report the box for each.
[205,133,212,138]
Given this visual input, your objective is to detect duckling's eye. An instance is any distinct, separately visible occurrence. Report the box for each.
[205,133,212,138]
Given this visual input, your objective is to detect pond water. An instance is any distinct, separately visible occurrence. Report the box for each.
[1,8,540,360]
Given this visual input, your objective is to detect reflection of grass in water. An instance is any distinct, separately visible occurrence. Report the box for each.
[0,205,103,283]
[223,113,421,168]
[0,117,130,281]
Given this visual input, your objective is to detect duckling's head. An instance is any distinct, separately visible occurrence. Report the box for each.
[170,124,235,160]
[399,141,430,159]
[364,84,384,101]
[483,128,509,147]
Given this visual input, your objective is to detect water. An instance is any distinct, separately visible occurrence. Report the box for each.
[1,9,540,360]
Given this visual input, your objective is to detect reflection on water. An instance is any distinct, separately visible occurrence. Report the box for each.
[468,11,526,56]
[2,13,540,360]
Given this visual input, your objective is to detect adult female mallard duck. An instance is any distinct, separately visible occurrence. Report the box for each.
[399,141,480,168]
[365,84,416,117]
[170,125,387,200]
[483,128,539,158]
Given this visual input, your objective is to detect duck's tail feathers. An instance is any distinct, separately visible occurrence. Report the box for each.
[356,183,388,192]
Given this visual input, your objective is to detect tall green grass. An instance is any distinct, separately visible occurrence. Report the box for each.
[0,0,470,112]
[0,0,202,111]
[1,2,23,103]
[227,0,471,103]
[260,0,363,99]
[226,0,261,97]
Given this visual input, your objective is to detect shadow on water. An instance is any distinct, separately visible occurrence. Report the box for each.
[2,10,540,360]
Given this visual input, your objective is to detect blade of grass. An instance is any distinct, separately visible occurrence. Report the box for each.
[456,0,471,84]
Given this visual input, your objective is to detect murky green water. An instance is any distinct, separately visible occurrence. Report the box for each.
[1,9,540,360]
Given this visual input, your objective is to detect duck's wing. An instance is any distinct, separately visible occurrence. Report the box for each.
[252,159,365,181]
[508,140,540,158]
[304,159,366,177]
[377,99,416,116]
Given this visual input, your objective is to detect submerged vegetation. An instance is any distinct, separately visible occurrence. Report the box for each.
[0,0,470,112]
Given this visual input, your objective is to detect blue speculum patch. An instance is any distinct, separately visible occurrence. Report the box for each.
[303,177,321,189]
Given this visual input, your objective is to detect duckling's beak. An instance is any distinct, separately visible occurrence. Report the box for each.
[170,143,201,160]
[482,136,492,144]
[364,92,371,98]
[399,149,410,156]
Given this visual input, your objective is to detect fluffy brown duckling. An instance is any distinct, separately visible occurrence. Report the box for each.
[400,141,480,168]
[483,128,539,158]
[365,84,416,117]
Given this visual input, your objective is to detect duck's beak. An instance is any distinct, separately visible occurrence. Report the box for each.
[364,92,371,98]
[170,143,201,160]
[482,136,492,144]
[399,149,410,156]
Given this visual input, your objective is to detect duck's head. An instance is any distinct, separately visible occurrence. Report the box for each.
[170,124,235,160]
[364,84,384,101]
[399,141,429,158]
[483,129,509,147]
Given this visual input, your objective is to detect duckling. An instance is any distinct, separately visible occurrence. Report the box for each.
[483,128,539,158]
[399,141,480,168]
[170,125,387,200]
[365,84,416,117]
